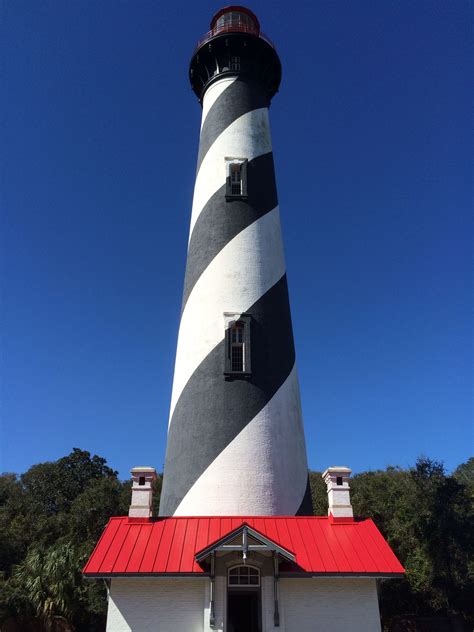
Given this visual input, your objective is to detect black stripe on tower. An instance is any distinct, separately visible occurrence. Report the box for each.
[197,78,270,172]
[160,274,295,517]
[297,476,314,516]
[182,152,278,312]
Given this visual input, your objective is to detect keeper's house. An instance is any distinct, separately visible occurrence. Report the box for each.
[83,466,404,631]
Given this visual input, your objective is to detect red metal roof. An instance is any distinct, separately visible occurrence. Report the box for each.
[83,516,404,577]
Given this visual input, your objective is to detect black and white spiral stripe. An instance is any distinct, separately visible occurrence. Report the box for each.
[160,77,312,517]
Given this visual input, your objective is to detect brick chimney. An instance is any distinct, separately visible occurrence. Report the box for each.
[322,466,353,519]
[129,466,157,518]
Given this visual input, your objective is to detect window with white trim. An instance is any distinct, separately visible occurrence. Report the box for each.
[224,313,251,376]
[225,158,248,199]
[228,565,260,587]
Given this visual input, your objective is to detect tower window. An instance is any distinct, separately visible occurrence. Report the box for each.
[230,56,241,71]
[225,158,248,199]
[224,313,251,376]
[231,163,242,195]
[139,476,146,486]
[337,476,343,486]
[230,323,244,371]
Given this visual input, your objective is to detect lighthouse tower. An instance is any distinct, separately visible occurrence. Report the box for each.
[160,7,313,517]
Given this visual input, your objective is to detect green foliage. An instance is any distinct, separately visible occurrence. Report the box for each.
[151,475,163,517]
[309,471,327,515]
[453,457,474,490]
[21,448,117,515]
[68,477,130,544]
[13,544,81,626]
[0,448,163,631]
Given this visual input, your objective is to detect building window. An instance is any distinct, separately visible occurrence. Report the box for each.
[139,476,146,486]
[230,56,241,71]
[228,565,260,587]
[230,322,244,371]
[337,476,343,486]
[230,163,242,195]
[225,158,248,199]
[224,313,251,376]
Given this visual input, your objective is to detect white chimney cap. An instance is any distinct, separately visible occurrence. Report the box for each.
[322,465,353,519]
[322,466,352,477]
[129,466,157,518]
[131,466,157,474]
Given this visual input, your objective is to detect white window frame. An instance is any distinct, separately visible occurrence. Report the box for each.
[228,564,261,588]
[225,157,248,199]
[224,313,251,376]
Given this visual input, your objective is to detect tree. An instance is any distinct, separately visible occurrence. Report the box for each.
[21,449,117,516]
[68,477,130,546]
[0,474,33,573]
[0,449,121,631]
[12,543,81,629]
[309,471,327,515]
[453,457,474,490]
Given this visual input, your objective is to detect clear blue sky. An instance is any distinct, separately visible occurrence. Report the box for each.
[1,1,472,479]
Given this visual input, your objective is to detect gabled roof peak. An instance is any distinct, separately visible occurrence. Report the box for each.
[195,522,295,564]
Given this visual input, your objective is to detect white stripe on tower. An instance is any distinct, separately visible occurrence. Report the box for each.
[160,11,313,517]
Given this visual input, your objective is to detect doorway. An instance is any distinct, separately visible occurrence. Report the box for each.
[227,589,261,632]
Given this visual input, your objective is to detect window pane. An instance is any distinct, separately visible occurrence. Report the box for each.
[231,346,243,371]
[230,164,242,195]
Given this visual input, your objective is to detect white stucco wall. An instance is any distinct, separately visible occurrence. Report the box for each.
[279,577,381,632]
[106,576,381,632]
[106,578,207,632]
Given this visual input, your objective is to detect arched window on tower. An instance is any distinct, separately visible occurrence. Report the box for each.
[224,313,251,377]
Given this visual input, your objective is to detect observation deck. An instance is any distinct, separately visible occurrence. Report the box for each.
[189,6,281,103]
[194,6,275,52]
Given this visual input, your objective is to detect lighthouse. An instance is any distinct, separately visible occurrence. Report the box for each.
[159,6,313,517]
[84,9,405,630]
